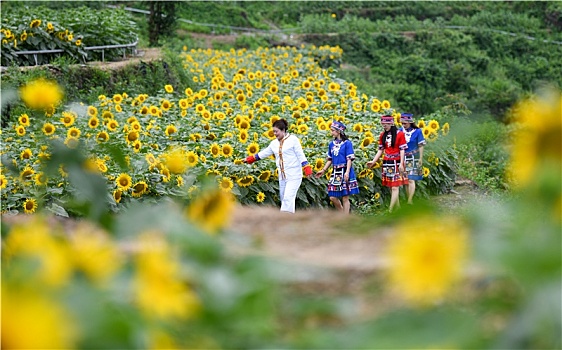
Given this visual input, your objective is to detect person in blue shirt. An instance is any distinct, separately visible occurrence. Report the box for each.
[315,121,359,214]
[399,113,426,204]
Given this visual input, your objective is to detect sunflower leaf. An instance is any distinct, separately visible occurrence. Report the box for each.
[47,203,69,217]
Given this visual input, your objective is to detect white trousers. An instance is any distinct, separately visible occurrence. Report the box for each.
[279,177,302,213]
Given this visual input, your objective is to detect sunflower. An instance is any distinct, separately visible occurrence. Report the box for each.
[165,125,177,137]
[0,174,7,189]
[88,117,99,129]
[221,144,233,158]
[328,82,340,92]
[352,101,363,112]
[246,142,260,155]
[149,106,159,116]
[145,153,159,169]
[418,120,426,129]
[302,80,311,89]
[218,177,234,192]
[374,192,381,200]
[176,175,185,188]
[96,131,109,143]
[186,188,234,234]
[112,94,123,104]
[422,128,432,138]
[23,198,38,214]
[238,130,249,144]
[186,151,199,167]
[381,100,391,109]
[18,114,30,126]
[238,119,250,130]
[60,112,75,127]
[101,110,113,120]
[195,104,205,113]
[361,137,374,149]
[236,94,246,104]
[39,122,55,136]
[164,85,174,93]
[423,167,430,177]
[15,125,26,137]
[132,140,142,153]
[106,120,119,132]
[353,123,363,133]
[96,159,108,173]
[115,173,133,191]
[161,99,172,111]
[66,127,80,139]
[236,175,255,188]
[425,119,440,132]
[87,106,98,117]
[427,132,438,142]
[30,19,41,28]
[256,192,265,203]
[370,103,381,112]
[210,143,221,157]
[257,170,271,182]
[64,137,79,149]
[441,122,450,136]
[131,181,149,197]
[126,131,139,143]
[314,158,324,171]
[113,189,123,203]
[20,148,32,160]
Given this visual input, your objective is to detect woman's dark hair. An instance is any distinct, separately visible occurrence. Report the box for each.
[338,131,349,141]
[404,121,419,129]
[383,125,398,148]
[272,118,288,131]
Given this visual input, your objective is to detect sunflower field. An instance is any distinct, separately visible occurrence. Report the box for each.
[1,5,137,65]
[1,44,455,216]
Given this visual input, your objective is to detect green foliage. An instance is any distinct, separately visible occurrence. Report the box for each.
[453,117,510,191]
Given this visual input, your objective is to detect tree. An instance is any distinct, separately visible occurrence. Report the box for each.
[148,1,177,47]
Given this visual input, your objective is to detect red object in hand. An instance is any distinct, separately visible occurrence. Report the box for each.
[303,165,313,176]
[245,155,256,164]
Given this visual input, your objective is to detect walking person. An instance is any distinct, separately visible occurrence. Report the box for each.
[315,121,359,214]
[366,115,409,212]
[244,118,313,213]
[399,113,426,204]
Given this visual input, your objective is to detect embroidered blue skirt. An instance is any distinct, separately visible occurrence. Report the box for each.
[404,151,423,181]
[327,165,360,197]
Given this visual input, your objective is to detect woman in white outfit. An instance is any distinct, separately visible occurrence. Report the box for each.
[244,119,313,213]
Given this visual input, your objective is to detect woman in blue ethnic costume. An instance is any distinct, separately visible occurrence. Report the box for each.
[399,113,426,204]
[315,121,359,214]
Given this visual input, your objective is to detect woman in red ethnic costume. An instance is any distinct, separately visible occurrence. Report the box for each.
[366,115,409,212]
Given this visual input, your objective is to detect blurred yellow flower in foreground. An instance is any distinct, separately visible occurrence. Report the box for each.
[2,286,78,349]
[134,231,200,320]
[70,222,123,285]
[386,216,468,306]
[186,188,235,234]
[4,216,72,287]
[20,78,63,111]
[507,89,561,189]
[163,147,190,174]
